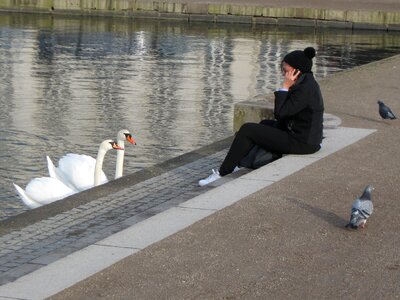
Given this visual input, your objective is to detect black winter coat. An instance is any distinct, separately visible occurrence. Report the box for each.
[274,73,324,146]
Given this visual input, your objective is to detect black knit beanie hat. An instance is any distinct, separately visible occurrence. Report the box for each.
[283,47,316,73]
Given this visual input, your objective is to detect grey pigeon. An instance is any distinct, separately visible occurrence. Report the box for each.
[378,100,396,120]
[345,185,374,229]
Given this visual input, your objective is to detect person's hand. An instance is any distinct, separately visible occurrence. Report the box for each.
[283,69,301,90]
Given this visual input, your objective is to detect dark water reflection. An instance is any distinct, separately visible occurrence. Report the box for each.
[1,13,399,219]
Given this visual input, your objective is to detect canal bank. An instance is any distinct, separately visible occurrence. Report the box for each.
[2,10,400,222]
[0,0,400,30]
[0,52,399,298]
[0,2,399,297]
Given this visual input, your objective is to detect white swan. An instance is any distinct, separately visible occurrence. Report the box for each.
[13,177,76,209]
[48,139,124,192]
[48,129,136,186]
[115,129,136,179]
[14,140,123,208]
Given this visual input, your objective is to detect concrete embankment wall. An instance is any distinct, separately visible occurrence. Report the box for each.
[0,0,399,31]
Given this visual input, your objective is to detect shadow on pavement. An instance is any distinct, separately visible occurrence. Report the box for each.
[286,196,348,228]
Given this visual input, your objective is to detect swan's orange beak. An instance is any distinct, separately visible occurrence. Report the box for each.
[113,143,125,150]
[127,135,136,145]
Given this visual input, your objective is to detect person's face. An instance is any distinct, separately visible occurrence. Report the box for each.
[281,61,295,76]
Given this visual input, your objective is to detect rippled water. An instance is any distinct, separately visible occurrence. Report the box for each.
[1,13,400,220]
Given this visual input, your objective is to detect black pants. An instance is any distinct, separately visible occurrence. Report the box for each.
[219,120,320,176]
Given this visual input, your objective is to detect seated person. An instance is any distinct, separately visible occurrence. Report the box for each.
[199,47,324,186]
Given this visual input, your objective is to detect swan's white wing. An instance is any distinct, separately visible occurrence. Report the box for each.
[47,155,58,179]
[25,177,76,205]
[57,153,107,191]
[47,155,78,191]
[14,177,76,208]
[13,183,41,209]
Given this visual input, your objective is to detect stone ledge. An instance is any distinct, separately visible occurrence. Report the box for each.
[189,14,215,22]
[0,137,234,236]
[0,126,374,299]
[316,19,353,29]
[0,0,399,30]
[253,16,278,25]
[277,17,316,27]
[233,97,275,132]
[353,22,387,30]
[215,14,253,24]
[187,3,208,15]
[233,97,341,132]
[159,12,189,20]
[131,10,160,18]
[388,23,400,31]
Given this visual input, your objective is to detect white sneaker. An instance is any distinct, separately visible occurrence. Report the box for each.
[198,169,221,186]
[233,166,241,173]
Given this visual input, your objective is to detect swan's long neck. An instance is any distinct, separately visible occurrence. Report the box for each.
[115,139,125,179]
[94,147,108,186]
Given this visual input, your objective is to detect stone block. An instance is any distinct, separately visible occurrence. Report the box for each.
[53,0,81,10]
[134,0,155,11]
[321,9,346,21]
[386,11,400,26]
[353,22,387,31]
[230,4,258,17]
[316,20,352,29]
[277,17,316,27]
[292,7,318,19]
[233,97,275,132]
[262,7,320,19]
[79,0,93,10]
[346,10,386,25]
[253,17,278,25]
[111,0,133,11]
[233,98,342,132]
[388,23,400,31]
[262,7,304,19]
[132,10,159,18]
[189,14,215,23]
[0,263,40,285]
[253,6,265,17]
[154,1,186,13]
[216,15,253,24]
[159,12,189,21]
[187,2,208,14]
[208,3,230,15]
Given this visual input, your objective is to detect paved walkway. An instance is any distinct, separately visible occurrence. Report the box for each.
[0,51,399,298]
[49,54,400,299]
[50,56,400,299]
[0,144,231,284]
[0,125,376,299]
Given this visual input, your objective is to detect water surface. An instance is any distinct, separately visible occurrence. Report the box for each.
[1,13,399,219]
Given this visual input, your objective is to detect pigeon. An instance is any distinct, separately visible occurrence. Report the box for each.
[378,100,396,120]
[345,185,374,229]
